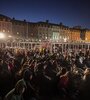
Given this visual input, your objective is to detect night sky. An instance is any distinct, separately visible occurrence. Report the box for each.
[0,0,90,28]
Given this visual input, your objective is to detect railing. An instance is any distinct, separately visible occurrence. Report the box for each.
[0,41,90,53]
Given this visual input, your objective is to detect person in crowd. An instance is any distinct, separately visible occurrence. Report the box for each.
[79,68,90,100]
[0,47,90,100]
[4,79,26,100]
[22,69,38,100]
[58,70,69,99]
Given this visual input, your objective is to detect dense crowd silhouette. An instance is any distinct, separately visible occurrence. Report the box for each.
[0,47,90,100]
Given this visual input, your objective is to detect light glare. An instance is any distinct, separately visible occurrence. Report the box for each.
[0,32,5,39]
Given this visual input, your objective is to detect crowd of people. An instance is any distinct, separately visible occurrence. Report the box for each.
[0,47,90,100]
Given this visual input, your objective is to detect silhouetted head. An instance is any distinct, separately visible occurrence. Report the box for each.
[15,79,26,95]
[23,69,33,81]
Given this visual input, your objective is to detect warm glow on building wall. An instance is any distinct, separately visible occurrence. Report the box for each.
[0,15,12,36]
[0,14,90,43]
[70,29,81,42]
[85,30,90,42]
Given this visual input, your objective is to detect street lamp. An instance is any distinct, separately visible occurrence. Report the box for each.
[64,37,67,42]
[39,39,41,42]
[45,36,47,39]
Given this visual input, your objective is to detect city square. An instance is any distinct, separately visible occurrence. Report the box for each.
[0,0,90,100]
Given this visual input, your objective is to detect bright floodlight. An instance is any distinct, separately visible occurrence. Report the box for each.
[0,32,5,39]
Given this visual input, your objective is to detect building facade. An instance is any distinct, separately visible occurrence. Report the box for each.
[0,14,90,42]
[0,14,12,37]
